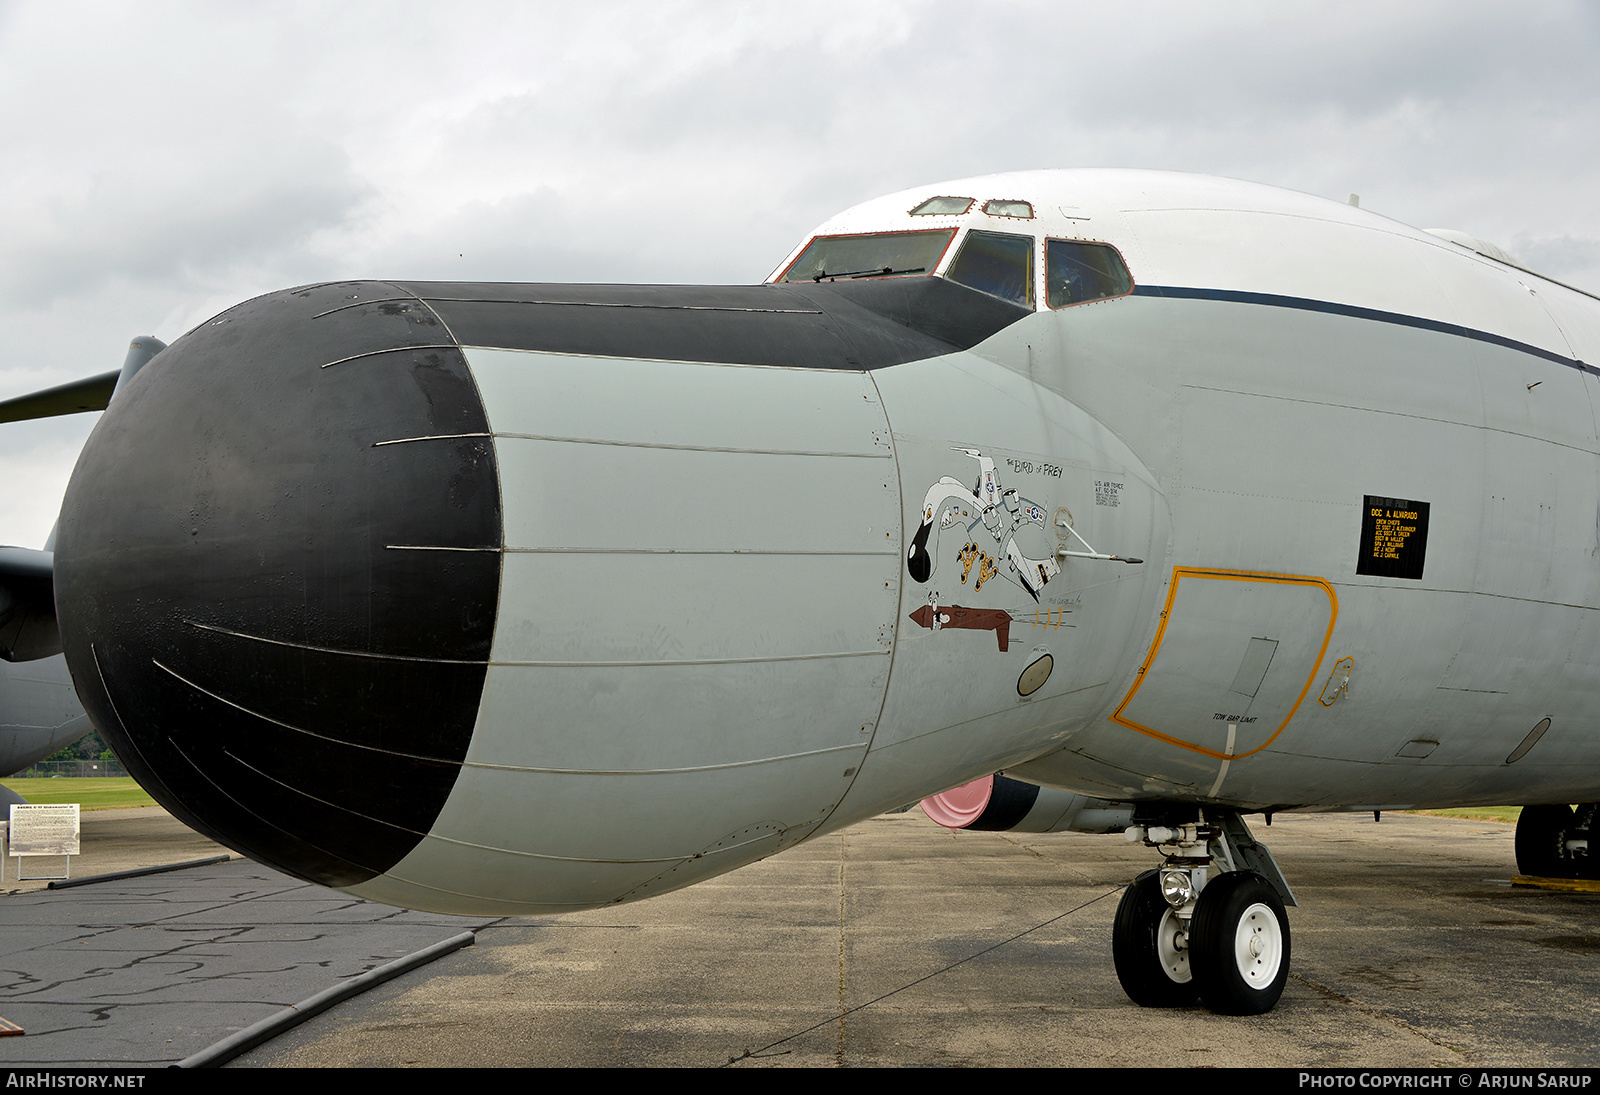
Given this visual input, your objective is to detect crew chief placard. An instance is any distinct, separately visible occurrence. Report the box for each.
[1357,496,1430,580]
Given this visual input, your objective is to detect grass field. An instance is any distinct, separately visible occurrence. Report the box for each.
[1405,806,1521,823]
[0,777,157,810]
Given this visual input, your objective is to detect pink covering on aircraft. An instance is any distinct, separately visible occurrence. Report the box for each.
[920,775,994,829]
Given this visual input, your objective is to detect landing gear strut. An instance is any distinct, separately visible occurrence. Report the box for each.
[1112,807,1294,1015]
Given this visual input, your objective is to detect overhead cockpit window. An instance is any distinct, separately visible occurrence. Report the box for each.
[1046,240,1134,308]
[776,229,956,283]
[946,230,1035,308]
[983,199,1034,219]
[909,196,975,216]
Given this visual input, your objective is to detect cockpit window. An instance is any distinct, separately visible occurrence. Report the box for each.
[1046,240,1134,308]
[776,230,956,283]
[909,196,974,216]
[983,199,1034,219]
[946,230,1035,308]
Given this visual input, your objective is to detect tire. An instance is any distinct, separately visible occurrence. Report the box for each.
[1515,803,1575,878]
[1190,870,1290,1015]
[1112,870,1199,1007]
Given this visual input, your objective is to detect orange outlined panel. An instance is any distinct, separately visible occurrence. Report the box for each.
[1110,567,1338,760]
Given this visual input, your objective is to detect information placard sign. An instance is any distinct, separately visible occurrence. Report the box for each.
[8,803,80,855]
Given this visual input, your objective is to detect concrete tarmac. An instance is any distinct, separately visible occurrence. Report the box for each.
[242,809,1597,1069]
[4,805,1598,1068]
[0,810,491,1068]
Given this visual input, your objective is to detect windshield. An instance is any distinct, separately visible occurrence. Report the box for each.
[1047,240,1134,307]
[946,230,1035,308]
[776,230,956,283]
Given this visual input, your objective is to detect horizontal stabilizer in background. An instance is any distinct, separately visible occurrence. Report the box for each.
[0,370,118,424]
[0,334,168,425]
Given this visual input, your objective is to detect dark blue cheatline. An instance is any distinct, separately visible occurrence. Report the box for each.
[1134,284,1592,374]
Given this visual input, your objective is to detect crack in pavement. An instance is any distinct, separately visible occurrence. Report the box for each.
[0,859,488,1066]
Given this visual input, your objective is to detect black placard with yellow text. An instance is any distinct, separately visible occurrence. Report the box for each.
[1357,496,1429,579]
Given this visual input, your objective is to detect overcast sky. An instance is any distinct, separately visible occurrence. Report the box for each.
[3,0,1598,545]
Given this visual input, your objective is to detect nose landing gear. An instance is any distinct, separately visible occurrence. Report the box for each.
[1112,808,1294,1015]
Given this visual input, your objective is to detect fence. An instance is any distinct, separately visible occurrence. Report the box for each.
[13,760,131,779]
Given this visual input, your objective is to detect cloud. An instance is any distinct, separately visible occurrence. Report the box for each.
[2,0,1599,543]
[0,418,98,549]
[0,144,372,305]
[1511,234,1600,294]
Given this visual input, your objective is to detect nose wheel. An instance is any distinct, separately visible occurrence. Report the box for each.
[1113,808,1295,1014]
[1189,871,1290,1014]
[1112,868,1290,1014]
[1112,870,1199,1007]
